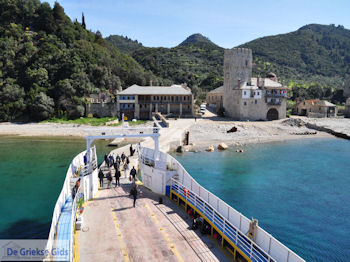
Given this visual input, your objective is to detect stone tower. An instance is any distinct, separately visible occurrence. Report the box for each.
[223,48,253,118]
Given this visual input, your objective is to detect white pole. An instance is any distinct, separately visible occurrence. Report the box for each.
[122,113,124,135]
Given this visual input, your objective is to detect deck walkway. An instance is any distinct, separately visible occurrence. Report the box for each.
[79,177,231,262]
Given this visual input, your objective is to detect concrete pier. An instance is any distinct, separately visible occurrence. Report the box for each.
[78,177,231,262]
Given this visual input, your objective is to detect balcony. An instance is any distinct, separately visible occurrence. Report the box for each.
[266,99,281,106]
[265,93,287,98]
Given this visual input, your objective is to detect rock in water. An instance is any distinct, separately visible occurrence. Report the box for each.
[176,145,184,153]
[217,143,228,150]
[206,145,214,152]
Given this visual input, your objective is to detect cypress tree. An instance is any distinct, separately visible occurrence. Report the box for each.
[82,12,86,29]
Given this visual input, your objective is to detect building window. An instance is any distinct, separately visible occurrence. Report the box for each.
[244,102,247,106]
[244,91,246,95]
[255,100,257,104]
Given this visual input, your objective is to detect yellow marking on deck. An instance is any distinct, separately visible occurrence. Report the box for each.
[111,209,130,262]
[145,204,184,262]
[73,228,80,262]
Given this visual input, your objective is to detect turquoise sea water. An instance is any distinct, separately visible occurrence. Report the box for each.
[173,138,350,262]
[0,136,111,239]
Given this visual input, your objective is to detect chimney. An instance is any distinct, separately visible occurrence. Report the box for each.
[149,80,153,86]
[237,79,241,88]
[257,77,259,87]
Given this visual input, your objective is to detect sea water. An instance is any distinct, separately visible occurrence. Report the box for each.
[173,138,350,262]
[0,136,112,239]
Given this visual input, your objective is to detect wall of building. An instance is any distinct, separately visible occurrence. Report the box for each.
[85,103,119,118]
[345,98,350,118]
[223,48,253,118]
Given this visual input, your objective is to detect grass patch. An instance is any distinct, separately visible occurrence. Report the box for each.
[41,117,118,126]
[128,120,147,126]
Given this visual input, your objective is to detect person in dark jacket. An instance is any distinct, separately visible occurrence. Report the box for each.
[129,144,135,156]
[130,185,138,207]
[113,161,119,172]
[115,169,121,187]
[130,166,137,181]
[98,169,104,188]
[121,152,126,163]
[108,155,114,167]
[72,179,81,199]
[116,154,121,165]
[106,170,112,188]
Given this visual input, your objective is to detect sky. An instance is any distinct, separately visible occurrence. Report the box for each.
[47,0,350,48]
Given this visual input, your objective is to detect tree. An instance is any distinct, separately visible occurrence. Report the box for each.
[30,92,55,120]
[0,78,26,121]
[82,12,86,29]
[53,2,66,23]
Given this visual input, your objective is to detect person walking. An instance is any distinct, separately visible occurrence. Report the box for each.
[129,144,134,156]
[115,169,121,187]
[116,154,121,165]
[121,152,126,163]
[130,166,137,182]
[106,170,112,188]
[109,154,114,167]
[123,161,129,178]
[98,169,104,188]
[104,153,108,164]
[113,161,119,173]
[130,185,138,208]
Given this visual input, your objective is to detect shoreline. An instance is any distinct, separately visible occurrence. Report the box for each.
[0,117,348,154]
[184,133,335,152]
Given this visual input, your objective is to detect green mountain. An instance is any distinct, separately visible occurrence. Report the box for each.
[106,33,225,93]
[105,35,144,55]
[0,0,161,121]
[179,33,220,49]
[240,24,350,84]
[107,24,350,102]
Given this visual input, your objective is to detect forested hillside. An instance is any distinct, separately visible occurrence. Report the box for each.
[241,24,350,84]
[108,33,225,95]
[108,24,350,103]
[0,0,161,121]
[105,35,144,55]
[1,0,349,122]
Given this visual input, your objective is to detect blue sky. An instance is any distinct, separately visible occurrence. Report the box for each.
[47,0,350,48]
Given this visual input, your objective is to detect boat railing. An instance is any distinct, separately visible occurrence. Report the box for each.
[141,148,305,262]
[45,146,96,261]
[171,178,274,262]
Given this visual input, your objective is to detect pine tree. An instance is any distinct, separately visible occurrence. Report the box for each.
[82,12,86,29]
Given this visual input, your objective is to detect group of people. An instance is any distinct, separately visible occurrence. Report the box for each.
[98,146,138,189]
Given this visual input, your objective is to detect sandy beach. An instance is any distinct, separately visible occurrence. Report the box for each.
[0,114,348,152]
